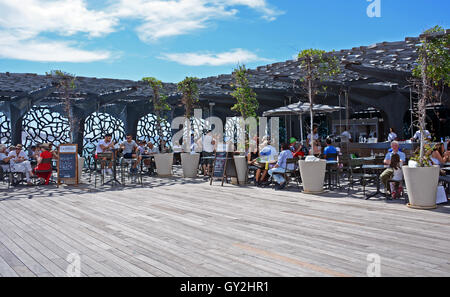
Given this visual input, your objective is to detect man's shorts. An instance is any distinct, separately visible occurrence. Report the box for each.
[202,152,214,165]
[123,153,134,159]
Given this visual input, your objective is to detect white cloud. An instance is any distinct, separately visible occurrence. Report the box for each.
[109,0,283,41]
[0,0,282,62]
[0,32,112,62]
[160,49,270,66]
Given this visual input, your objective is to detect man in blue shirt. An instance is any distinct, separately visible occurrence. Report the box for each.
[268,143,294,190]
[323,138,337,160]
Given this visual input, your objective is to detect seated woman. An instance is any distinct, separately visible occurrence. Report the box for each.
[430,143,449,167]
[293,142,305,159]
[254,137,277,187]
[268,143,294,190]
[32,143,53,185]
[427,144,450,192]
[388,154,404,199]
[247,139,261,185]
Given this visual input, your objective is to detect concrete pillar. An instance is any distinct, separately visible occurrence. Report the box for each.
[9,105,23,145]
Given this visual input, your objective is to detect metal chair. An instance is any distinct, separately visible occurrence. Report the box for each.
[271,158,301,189]
[119,157,143,185]
[93,152,113,187]
[33,157,53,185]
[324,153,339,190]
[0,160,12,188]
[345,157,378,196]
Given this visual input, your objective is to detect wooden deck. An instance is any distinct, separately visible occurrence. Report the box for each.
[0,170,449,277]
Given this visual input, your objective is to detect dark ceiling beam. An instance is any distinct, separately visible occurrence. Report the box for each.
[344,63,411,85]
[12,85,58,111]
[98,87,138,106]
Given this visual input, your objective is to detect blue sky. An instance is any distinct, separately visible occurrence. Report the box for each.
[0,0,448,83]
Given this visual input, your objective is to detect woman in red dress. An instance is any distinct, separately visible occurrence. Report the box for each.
[33,143,53,185]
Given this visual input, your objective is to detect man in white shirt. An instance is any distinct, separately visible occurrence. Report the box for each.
[120,134,140,174]
[307,126,319,143]
[201,130,216,176]
[341,129,352,142]
[96,134,115,175]
[8,144,34,185]
[411,129,431,142]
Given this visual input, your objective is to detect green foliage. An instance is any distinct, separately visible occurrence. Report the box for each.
[297,49,341,83]
[177,77,199,119]
[142,76,171,141]
[410,26,449,166]
[142,77,171,116]
[410,143,434,167]
[412,26,450,87]
[230,65,259,119]
[297,49,341,154]
[47,70,77,143]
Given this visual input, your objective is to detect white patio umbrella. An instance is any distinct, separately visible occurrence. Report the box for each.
[262,101,344,142]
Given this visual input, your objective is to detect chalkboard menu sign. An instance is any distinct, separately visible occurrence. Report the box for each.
[57,144,78,185]
[210,152,238,186]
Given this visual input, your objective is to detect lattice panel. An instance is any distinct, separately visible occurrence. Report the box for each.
[137,114,171,145]
[83,112,125,159]
[0,112,11,145]
[22,106,71,148]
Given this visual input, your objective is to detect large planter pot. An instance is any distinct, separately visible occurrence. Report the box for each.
[233,155,248,185]
[154,153,174,177]
[181,153,200,178]
[403,165,439,209]
[299,159,327,194]
[77,156,84,184]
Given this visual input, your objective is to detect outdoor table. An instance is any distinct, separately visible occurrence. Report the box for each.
[362,164,389,200]
[257,159,277,171]
[103,148,121,186]
[140,154,155,175]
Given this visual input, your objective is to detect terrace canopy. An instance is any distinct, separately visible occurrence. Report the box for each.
[263,101,344,141]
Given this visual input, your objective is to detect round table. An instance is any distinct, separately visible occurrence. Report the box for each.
[362,164,389,199]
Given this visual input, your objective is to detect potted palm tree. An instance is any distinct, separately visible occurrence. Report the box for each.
[296,49,340,194]
[178,77,200,178]
[51,70,85,183]
[230,65,259,185]
[142,77,173,177]
[403,26,449,209]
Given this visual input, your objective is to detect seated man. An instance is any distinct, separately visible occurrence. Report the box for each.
[0,144,12,181]
[268,143,294,190]
[380,141,406,190]
[8,144,34,185]
[120,134,141,174]
[96,134,115,175]
[143,141,159,171]
[323,138,338,161]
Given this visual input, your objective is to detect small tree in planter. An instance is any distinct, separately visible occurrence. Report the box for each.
[48,70,77,143]
[296,49,340,194]
[230,65,259,152]
[178,77,199,120]
[411,26,450,166]
[177,77,200,149]
[177,77,201,177]
[297,49,340,155]
[405,26,449,209]
[142,77,171,145]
